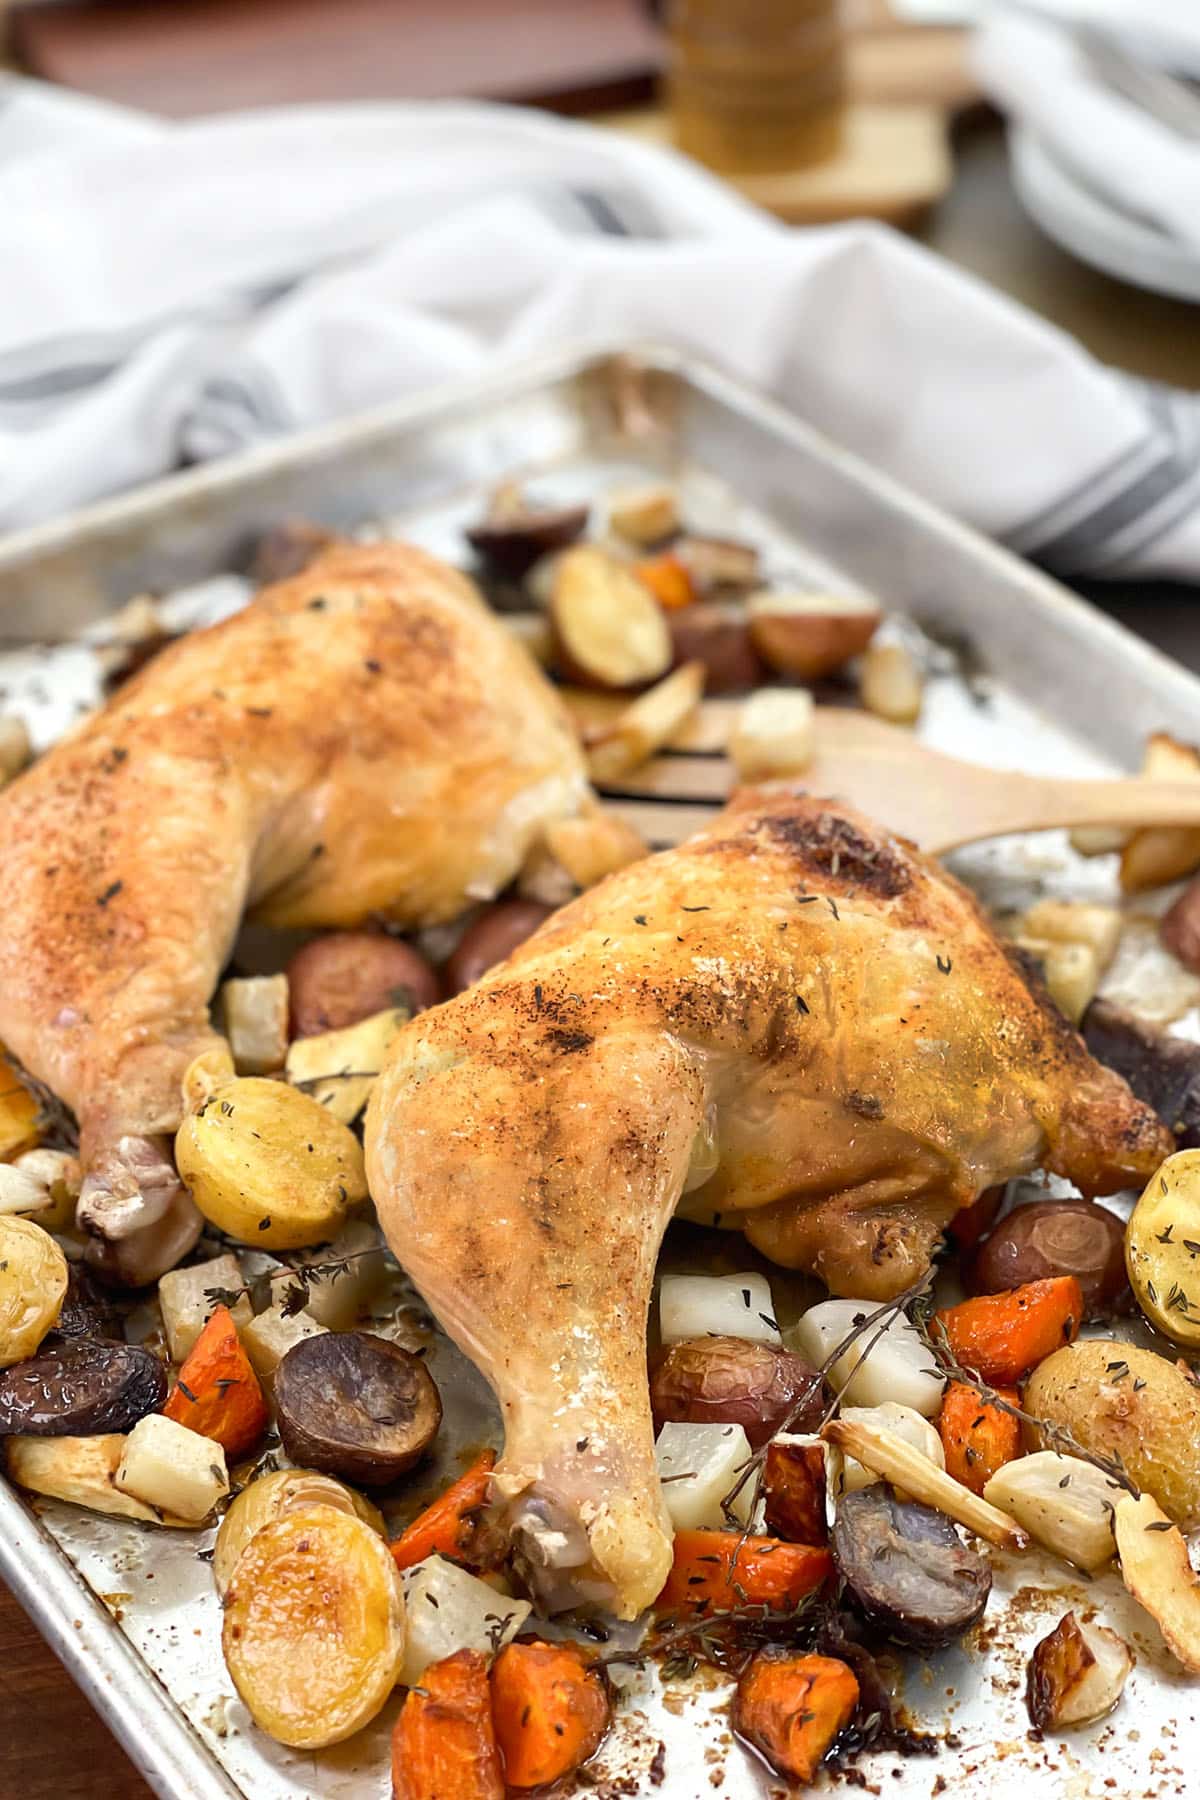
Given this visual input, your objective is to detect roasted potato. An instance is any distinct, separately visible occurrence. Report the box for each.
[284,1006,407,1126]
[550,547,672,690]
[0,1053,41,1162]
[831,1482,991,1651]
[1025,1339,1200,1526]
[746,590,881,681]
[444,900,554,994]
[674,534,760,595]
[650,1335,823,1449]
[607,482,680,547]
[543,809,646,889]
[213,1467,385,1597]
[1121,733,1200,894]
[222,1502,406,1747]
[1126,1149,1200,1345]
[274,1331,442,1486]
[0,1216,67,1367]
[585,661,705,784]
[175,1072,366,1249]
[286,931,439,1038]
[967,1200,1128,1319]
[667,600,764,693]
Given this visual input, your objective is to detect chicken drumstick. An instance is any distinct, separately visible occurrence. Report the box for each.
[366,788,1169,1620]
[0,541,590,1280]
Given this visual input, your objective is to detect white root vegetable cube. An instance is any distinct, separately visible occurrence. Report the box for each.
[659,1272,780,1346]
[729,689,814,781]
[158,1254,251,1363]
[400,1556,531,1686]
[859,641,922,724]
[241,1301,327,1381]
[114,1414,229,1523]
[282,1217,386,1331]
[791,1298,943,1417]
[655,1421,754,1529]
[216,974,290,1075]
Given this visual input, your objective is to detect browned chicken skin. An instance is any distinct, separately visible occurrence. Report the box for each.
[366,789,1169,1620]
[0,541,589,1279]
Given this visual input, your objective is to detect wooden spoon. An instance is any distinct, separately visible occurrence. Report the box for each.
[593,701,1200,855]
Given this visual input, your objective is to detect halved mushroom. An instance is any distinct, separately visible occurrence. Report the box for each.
[274,1331,442,1486]
[1026,1611,1132,1731]
[466,484,589,580]
[0,1341,166,1437]
[831,1482,992,1651]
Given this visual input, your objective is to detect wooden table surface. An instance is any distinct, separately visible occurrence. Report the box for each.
[3,88,1200,1800]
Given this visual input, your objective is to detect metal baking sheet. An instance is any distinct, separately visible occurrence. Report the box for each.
[0,343,1198,1800]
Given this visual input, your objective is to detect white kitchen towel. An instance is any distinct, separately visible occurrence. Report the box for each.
[1,75,1198,579]
[973,8,1200,254]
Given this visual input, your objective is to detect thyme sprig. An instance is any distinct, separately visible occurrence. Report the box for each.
[205,1245,387,1318]
[910,1297,1139,1498]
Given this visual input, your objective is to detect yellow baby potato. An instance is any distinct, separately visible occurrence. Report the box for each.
[222,1503,405,1747]
[176,1075,366,1249]
[0,1215,67,1366]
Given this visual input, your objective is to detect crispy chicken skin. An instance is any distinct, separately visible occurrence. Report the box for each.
[366,789,1170,1620]
[0,541,588,1275]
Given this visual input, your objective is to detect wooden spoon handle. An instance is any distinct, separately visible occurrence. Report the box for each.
[931,775,1200,854]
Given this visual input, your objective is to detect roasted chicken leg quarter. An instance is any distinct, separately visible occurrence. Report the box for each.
[0,541,590,1280]
[366,789,1169,1621]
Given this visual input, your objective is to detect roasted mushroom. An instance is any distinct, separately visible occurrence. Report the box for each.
[831,1483,991,1651]
[649,1336,824,1449]
[273,1330,442,1486]
[1082,996,1200,1148]
[466,485,589,580]
[0,1341,166,1436]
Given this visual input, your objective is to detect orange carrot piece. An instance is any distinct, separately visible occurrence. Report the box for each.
[935,1276,1082,1386]
[937,1382,1022,1496]
[633,552,697,611]
[733,1651,859,1784]
[763,1440,829,1544]
[392,1648,504,1800]
[655,1530,832,1618]
[390,1451,497,1571]
[491,1640,610,1789]
[162,1304,267,1461]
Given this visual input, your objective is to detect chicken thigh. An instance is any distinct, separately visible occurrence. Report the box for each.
[366,788,1170,1620]
[0,541,589,1277]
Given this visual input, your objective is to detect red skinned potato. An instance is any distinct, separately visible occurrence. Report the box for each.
[747,591,882,681]
[948,1185,1006,1254]
[667,601,765,694]
[444,901,554,995]
[650,1335,824,1449]
[1162,879,1200,975]
[286,931,439,1038]
[966,1201,1128,1319]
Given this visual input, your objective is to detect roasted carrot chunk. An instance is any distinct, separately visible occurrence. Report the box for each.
[162,1304,267,1461]
[491,1640,610,1788]
[935,1276,1082,1386]
[392,1648,503,1800]
[733,1651,859,1784]
[937,1382,1022,1496]
[390,1450,496,1571]
[655,1530,832,1618]
[633,552,697,611]
[763,1440,829,1544]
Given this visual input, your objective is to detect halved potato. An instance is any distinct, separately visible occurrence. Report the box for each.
[0,1053,41,1162]
[608,482,680,547]
[222,1503,405,1747]
[859,641,922,725]
[214,1468,385,1597]
[586,662,705,784]
[1125,1149,1200,1347]
[747,590,881,681]
[0,1216,67,1366]
[550,547,672,690]
[1020,900,1121,970]
[175,1075,366,1249]
[667,601,764,694]
[1121,733,1200,894]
